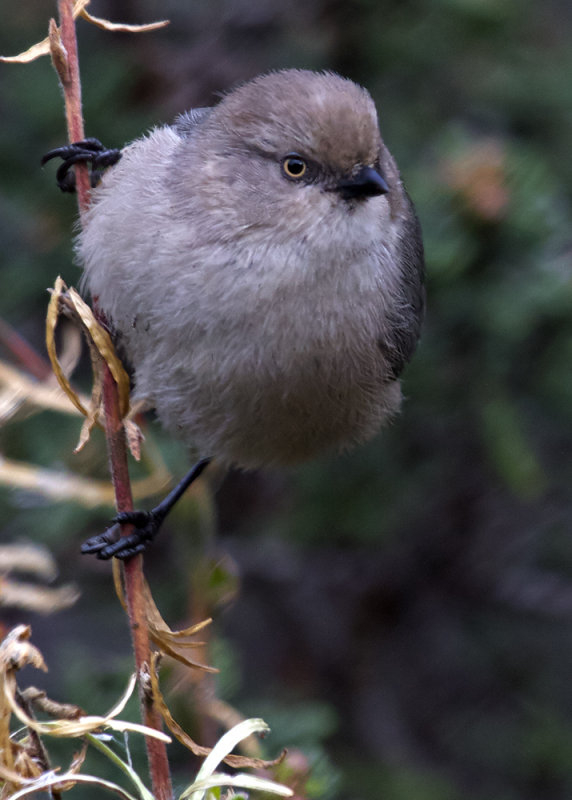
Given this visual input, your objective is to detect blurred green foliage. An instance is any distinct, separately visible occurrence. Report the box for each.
[1,1,572,799]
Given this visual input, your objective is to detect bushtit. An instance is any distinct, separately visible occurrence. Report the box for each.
[45,69,425,558]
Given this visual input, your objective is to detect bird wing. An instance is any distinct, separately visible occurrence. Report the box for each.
[380,191,426,380]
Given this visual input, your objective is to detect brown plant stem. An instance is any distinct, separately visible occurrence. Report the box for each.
[53,3,172,798]
[0,317,52,380]
[53,8,90,216]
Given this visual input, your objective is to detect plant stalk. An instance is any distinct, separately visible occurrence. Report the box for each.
[54,3,172,798]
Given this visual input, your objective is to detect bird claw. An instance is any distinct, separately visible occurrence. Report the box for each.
[81,509,164,561]
[42,137,121,192]
[80,459,211,560]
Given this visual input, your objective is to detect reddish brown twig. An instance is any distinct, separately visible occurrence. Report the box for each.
[0,317,52,380]
[52,3,172,798]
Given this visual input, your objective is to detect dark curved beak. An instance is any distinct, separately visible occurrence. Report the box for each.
[335,166,389,200]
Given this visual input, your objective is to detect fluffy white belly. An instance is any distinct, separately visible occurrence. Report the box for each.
[129,292,401,467]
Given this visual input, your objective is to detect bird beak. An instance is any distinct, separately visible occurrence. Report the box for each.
[335,166,389,200]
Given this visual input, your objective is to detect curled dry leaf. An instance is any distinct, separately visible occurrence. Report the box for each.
[0,454,114,505]
[47,741,88,794]
[66,286,130,417]
[184,772,293,800]
[0,0,168,63]
[148,652,287,771]
[124,418,144,461]
[80,9,169,33]
[3,655,170,742]
[20,687,83,720]
[0,543,58,581]
[122,398,151,462]
[5,742,90,798]
[0,454,171,508]
[0,625,47,674]
[0,761,40,790]
[0,359,88,424]
[74,326,103,453]
[74,405,100,454]
[0,627,171,798]
[46,277,89,419]
[0,383,26,423]
[0,627,46,792]
[0,38,51,64]
[112,561,216,673]
[0,543,79,616]
[46,276,133,453]
[6,771,139,800]
[0,580,79,615]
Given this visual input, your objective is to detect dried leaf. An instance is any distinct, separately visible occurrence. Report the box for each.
[0,0,168,64]
[184,772,293,800]
[0,580,79,614]
[4,667,170,742]
[0,543,58,581]
[149,653,286,771]
[0,761,35,788]
[0,384,25,423]
[80,10,169,33]
[0,629,168,800]
[45,278,90,419]
[193,718,271,781]
[7,771,140,800]
[48,17,69,84]
[74,413,99,453]
[0,38,50,63]
[11,743,45,781]
[73,335,103,453]
[112,562,216,672]
[72,0,91,16]
[0,748,45,800]
[0,630,55,798]
[144,586,212,646]
[49,741,88,793]
[0,454,170,508]
[0,626,47,674]
[68,742,88,772]
[0,455,113,506]
[125,417,144,461]
[0,360,89,423]
[123,397,153,460]
[46,276,132,451]
[148,652,211,758]
[20,688,83,720]
[66,287,130,417]
[10,742,90,799]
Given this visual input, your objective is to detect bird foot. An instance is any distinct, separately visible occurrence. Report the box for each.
[81,458,211,560]
[81,509,165,561]
[41,138,121,192]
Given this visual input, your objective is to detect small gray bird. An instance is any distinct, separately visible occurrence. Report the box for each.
[46,69,425,558]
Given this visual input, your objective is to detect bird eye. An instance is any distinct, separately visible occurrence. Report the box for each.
[282,154,308,180]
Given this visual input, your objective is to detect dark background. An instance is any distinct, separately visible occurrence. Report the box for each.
[1,1,572,798]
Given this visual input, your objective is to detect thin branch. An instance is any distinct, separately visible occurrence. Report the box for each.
[0,318,52,380]
[52,3,173,799]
